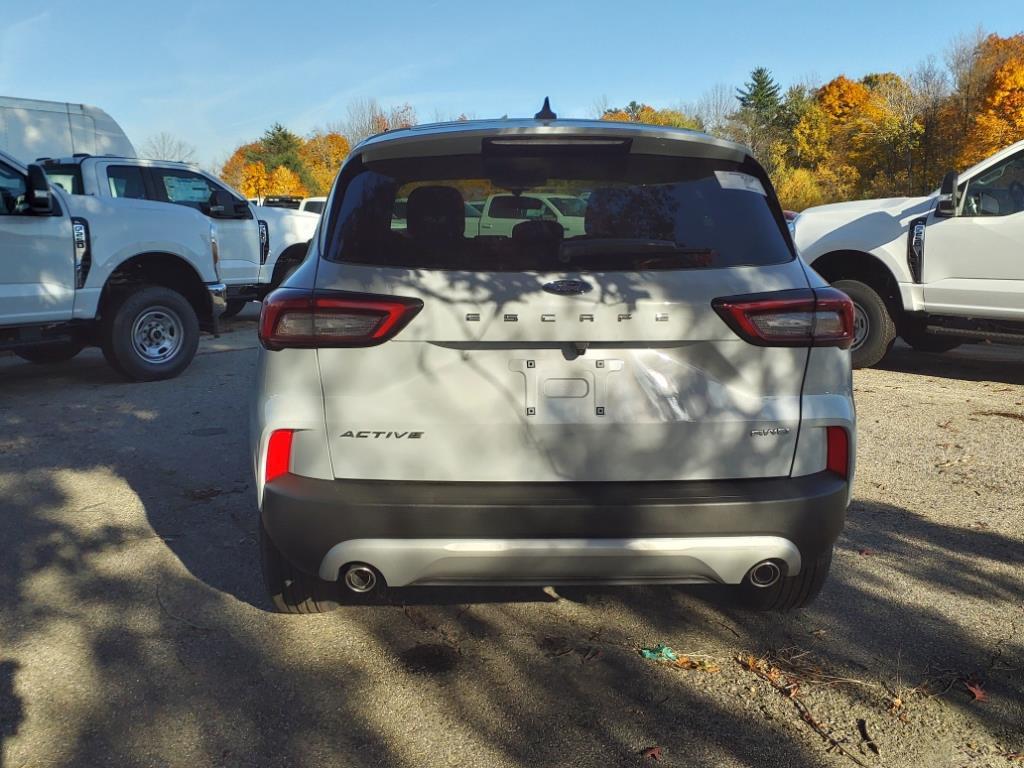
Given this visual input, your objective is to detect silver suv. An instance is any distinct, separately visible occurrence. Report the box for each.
[251,114,856,614]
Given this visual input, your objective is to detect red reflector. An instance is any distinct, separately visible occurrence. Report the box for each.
[826,426,849,478]
[265,429,294,483]
[712,287,855,348]
[259,289,424,350]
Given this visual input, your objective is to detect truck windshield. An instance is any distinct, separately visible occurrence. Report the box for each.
[42,164,83,195]
[325,152,793,272]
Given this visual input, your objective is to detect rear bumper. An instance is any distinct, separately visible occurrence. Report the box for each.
[261,472,849,586]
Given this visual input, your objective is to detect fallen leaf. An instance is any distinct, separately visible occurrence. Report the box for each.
[640,745,663,761]
[964,680,987,702]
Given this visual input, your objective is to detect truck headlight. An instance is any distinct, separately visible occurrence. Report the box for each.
[258,219,270,264]
[71,217,91,288]
[210,223,221,279]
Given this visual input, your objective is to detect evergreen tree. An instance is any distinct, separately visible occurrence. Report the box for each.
[737,67,782,124]
[250,123,315,192]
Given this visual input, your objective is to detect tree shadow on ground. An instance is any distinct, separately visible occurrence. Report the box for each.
[0,660,23,768]
[0,340,1021,766]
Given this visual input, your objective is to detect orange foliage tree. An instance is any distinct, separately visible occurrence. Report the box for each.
[267,166,307,197]
[299,131,350,195]
[239,162,269,200]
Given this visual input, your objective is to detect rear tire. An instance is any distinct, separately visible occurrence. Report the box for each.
[832,279,895,369]
[739,547,833,611]
[259,520,341,614]
[220,299,248,319]
[15,341,85,364]
[900,322,962,354]
[101,286,199,382]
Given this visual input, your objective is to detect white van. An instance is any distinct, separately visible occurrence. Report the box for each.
[0,96,136,163]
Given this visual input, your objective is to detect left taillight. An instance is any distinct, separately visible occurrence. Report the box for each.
[258,289,424,350]
[265,429,294,483]
[712,287,855,349]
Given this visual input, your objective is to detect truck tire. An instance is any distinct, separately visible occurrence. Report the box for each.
[15,341,85,364]
[260,520,341,613]
[220,299,248,319]
[832,279,896,368]
[900,322,962,354]
[101,286,199,382]
[739,547,832,611]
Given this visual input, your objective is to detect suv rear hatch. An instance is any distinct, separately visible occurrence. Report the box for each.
[295,130,828,482]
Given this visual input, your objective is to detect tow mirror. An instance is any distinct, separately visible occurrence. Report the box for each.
[25,164,54,214]
[207,189,248,219]
[935,170,959,218]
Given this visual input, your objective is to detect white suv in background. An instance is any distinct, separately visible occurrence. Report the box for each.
[251,116,856,613]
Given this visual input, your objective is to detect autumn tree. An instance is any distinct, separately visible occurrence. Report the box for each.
[239,161,269,200]
[958,34,1024,165]
[300,130,350,195]
[601,102,700,129]
[220,141,263,190]
[267,165,307,197]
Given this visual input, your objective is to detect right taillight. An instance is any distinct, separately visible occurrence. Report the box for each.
[258,289,423,350]
[712,287,854,349]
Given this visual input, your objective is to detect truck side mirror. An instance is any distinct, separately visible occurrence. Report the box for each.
[25,164,54,215]
[207,189,248,219]
[935,170,959,218]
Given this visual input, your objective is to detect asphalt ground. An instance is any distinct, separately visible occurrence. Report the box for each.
[1,307,1022,767]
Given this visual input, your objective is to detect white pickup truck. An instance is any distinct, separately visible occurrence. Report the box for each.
[39,155,319,317]
[475,192,586,238]
[795,139,1024,367]
[1,149,225,380]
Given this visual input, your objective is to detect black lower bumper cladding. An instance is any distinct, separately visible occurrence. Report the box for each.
[262,472,849,577]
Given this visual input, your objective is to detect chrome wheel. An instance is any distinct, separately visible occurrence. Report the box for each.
[851,303,869,351]
[131,307,184,364]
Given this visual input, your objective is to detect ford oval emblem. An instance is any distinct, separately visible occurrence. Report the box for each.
[542,279,593,296]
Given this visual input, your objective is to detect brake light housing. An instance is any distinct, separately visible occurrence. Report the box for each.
[712,287,855,348]
[259,289,424,350]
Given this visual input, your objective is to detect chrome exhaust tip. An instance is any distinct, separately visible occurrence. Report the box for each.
[748,560,782,589]
[343,564,378,593]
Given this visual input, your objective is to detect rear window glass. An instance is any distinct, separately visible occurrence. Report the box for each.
[325,153,792,272]
[107,165,148,199]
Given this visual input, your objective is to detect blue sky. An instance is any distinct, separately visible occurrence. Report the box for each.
[2,0,1021,166]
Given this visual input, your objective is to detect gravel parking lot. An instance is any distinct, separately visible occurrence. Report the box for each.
[1,308,1021,768]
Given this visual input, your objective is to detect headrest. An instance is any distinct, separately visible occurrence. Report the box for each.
[511,218,564,245]
[407,185,465,241]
